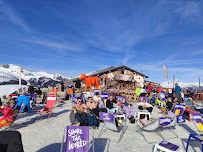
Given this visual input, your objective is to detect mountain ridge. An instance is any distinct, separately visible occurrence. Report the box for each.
[0,64,69,87]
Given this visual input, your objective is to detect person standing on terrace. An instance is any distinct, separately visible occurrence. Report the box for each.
[175,83,181,103]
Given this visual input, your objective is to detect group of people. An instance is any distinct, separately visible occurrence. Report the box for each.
[70,92,141,126]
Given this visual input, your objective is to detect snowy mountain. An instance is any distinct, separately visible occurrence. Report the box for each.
[0,64,69,87]
[161,79,203,90]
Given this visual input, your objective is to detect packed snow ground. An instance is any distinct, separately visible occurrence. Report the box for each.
[9,101,202,152]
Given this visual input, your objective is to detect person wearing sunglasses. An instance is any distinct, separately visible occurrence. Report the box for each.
[72,98,88,126]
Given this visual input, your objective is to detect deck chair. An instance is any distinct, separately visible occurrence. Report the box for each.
[73,97,84,104]
[98,112,127,143]
[191,113,203,134]
[139,96,150,103]
[159,117,178,139]
[117,96,126,103]
[160,92,166,99]
[160,98,167,108]
[94,89,100,95]
[49,94,56,97]
[25,94,36,101]
[184,97,190,102]
[15,96,31,114]
[167,104,186,117]
[135,118,161,143]
[152,93,157,98]
[101,93,109,108]
[1,103,27,131]
[34,96,56,122]
[60,126,93,152]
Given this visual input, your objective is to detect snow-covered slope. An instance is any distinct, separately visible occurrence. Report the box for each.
[161,79,203,89]
[0,85,28,97]
[0,64,69,87]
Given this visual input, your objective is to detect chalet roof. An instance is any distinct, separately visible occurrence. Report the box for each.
[69,65,148,82]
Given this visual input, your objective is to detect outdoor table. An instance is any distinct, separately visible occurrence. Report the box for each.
[154,141,183,152]
[183,109,199,121]
[137,110,151,120]
[115,114,126,121]
[186,134,203,152]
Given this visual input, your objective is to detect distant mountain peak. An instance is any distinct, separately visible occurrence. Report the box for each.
[161,79,203,90]
[0,64,69,87]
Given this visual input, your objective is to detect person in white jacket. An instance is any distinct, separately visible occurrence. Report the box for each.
[137,98,153,113]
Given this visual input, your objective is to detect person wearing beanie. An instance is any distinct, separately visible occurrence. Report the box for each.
[0,100,14,127]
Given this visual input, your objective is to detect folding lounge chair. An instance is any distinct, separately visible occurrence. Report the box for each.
[183,113,203,152]
[135,118,161,143]
[139,96,150,103]
[60,126,95,152]
[167,104,186,117]
[1,103,27,131]
[73,97,84,105]
[117,96,126,103]
[160,92,166,99]
[34,96,56,122]
[160,98,167,108]
[49,94,56,97]
[94,89,100,95]
[101,93,109,108]
[98,112,127,142]
[191,113,203,134]
[16,96,32,114]
[159,117,178,139]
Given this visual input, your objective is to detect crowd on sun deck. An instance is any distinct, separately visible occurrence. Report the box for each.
[0,81,202,128]
[0,80,202,152]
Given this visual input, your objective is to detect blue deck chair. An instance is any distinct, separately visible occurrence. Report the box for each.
[16,96,31,114]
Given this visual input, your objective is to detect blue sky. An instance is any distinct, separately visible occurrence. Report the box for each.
[0,0,203,83]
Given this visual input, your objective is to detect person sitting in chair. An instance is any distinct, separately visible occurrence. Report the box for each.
[72,98,88,126]
[93,92,104,108]
[66,86,75,100]
[0,101,14,128]
[87,97,107,116]
[166,97,174,111]
[6,95,15,108]
[137,98,153,113]
[121,98,136,118]
[193,102,203,114]
[106,96,118,113]
[87,97,99,116]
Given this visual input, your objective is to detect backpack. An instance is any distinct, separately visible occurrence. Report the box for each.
[87,115,100,128]
[129,116,135,124]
